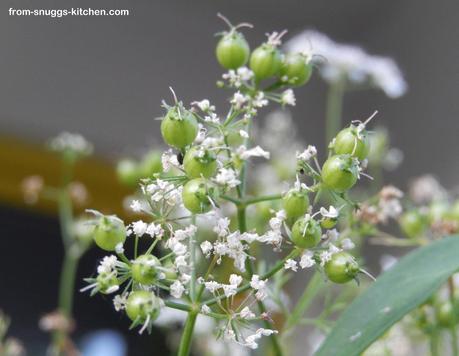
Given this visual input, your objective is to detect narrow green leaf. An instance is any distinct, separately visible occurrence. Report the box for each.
[316,235,459,356]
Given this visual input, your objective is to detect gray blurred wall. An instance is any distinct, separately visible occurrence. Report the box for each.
[1,0,458,188]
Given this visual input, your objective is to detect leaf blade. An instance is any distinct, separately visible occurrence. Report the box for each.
[316,235,459,356]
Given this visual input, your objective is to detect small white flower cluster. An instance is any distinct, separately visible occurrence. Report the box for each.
[161,149,181,172]
[286,30,407,98]
[296,145,317,163]
[222,67,254,88]
[199,211,289,272]
[48,132,93,156]
[142,178,183,207]
[356,185,404,225]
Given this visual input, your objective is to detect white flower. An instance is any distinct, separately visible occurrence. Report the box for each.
[229,274,243,287]
[130,199,142,213]
[250,275,267,300]
[266,31,285,47]
[146,223,164,239]
[237,67,254,81]
[113,294,127,311]
[213,217,231,237]
[231,91,248,108]
[97,255,118,274]
[174,225,197,240]
[145,179,182,206]
[323,228,339,242]
[115,243,125,254]
[48,132,93,156]
[170,280,185,298]
[161,149,180,172]
[174,255,188,270]
[223,67,253,88]
[239,130,249,138]
[192,99,215,112]
[240,306,256,319]
[194,125,207,144]
[244,328,279,349]
[203,113,220,124]
[205,281,222,293]
[200,241,213,257]
[252,92,269,108]
[131,220,148,236]
[257,230,283,246]
[320,206,339,218]
[167,238,187,256]
[284,259,298,272]
[201,305,211,314]
[237,145,270,160]
[299,251,315,269]
[281,89,296,106]
[223,284,237,297]
[296,145,317,162]
[341,238,355,250]
[215,168,241,188]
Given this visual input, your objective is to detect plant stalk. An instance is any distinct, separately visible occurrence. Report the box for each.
[448,277,458,356]
[177,311,198,356]
[325,79,345,146]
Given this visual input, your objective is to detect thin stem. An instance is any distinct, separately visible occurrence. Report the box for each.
[244,194,283,206]
[204,249,300,306]
[325,79,345,146]
[284,271,323,332]
[53,157,79,353]
[430,330,440,356]
[177,312,198,356]
[448,277,458,356]
[190,215,197,302]
[57,254,78,316]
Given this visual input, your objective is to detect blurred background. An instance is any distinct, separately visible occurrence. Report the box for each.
[1,0,458,354]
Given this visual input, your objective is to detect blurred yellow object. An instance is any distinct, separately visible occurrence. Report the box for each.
[0,135,131,217]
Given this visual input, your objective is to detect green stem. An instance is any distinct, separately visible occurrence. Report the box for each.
[430,330,440,356]
[203,249,300,306]
[177,312,198,356]
[57,253,79,316]
[325,79,345,146]
[284,271,323,332]
[448,277,458,356]
[237,204,283,356]
[190,215,197,302]
[53,158,79,353]
[244,194,283,206]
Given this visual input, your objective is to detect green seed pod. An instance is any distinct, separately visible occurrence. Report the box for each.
[182,178,217,214]
[96,272,120,294]
[279,53,312,87]
[161,106,198,149]
[116,159,141,187]
[183,146,217,178]
[249,44,282,80]
[334,126,370,161]
[93,216,126,251]
[322,155,359,192]
[282,190,309,220]
[126,291,161,323]
[324,252,360,284]
[216,31,250,69]
[291,217,322,248]
[131,254,161,285]
[399,210,427,238]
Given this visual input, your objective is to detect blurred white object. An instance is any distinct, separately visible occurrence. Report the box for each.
[285,30,407,98]
[80,330,126,356]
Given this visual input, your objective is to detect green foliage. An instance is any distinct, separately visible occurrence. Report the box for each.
[316,236,459,356]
